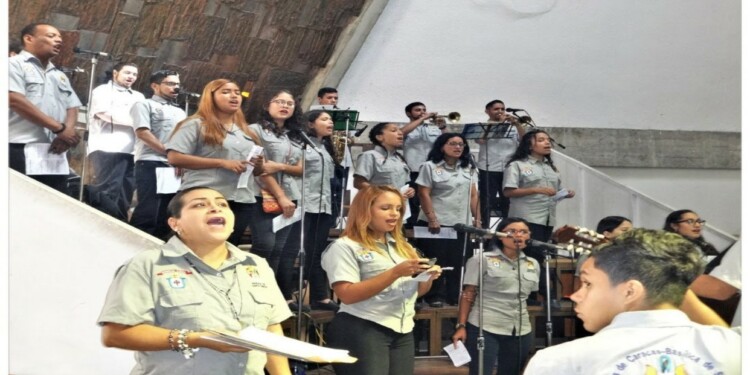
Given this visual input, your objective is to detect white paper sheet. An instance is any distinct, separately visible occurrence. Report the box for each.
[272,207,302,232]
[203,327,357,364]
[412,226,458,239]
[237,145,264,188]
[155,167,181,194]
[400,184,412,222]
[24,143,69,175]
[444,340,471,367]
[553,188,569,203]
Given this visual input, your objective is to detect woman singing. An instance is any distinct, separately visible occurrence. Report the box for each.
[246,90,303,270]
[664,209,718,256]
[451,218,539,375]
[277,110,340,311]
[415,132,479,306]
[98,187,292,375]
[321,185,441,375]
[166,79,266,246]
[353,122,415,200]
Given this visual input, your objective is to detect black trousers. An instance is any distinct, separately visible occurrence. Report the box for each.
[405,171,421,228]
[85,151,135,221]
[478,170,510,228]
[130,160,174,239]
[416,220,470,305]
[278,212,335,301]
[326,313,415,375]
[9,143,68,193]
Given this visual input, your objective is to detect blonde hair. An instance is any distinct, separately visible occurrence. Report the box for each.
[343,185,418,259]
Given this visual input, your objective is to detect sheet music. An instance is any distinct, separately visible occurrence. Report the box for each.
[23,143,69,175]
[400,185,412,222]
[272,207,302,232]
[237,145,264,188]
[444,340,471,366]
[553,188,569,203]
[203,327,357,364]
[413,226,458,239]
[155,167,181,194]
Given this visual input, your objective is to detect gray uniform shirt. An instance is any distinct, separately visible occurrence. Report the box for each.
[415,160,477,226]
[98,236,292,375]
[166,119,259,203]
[132,95,187,162]
[476,123,520,172]
[503,157,562,227]
[321,235,419,333]
[403,124,442,171]
[354,145,410,189]
[249,123,302,200]
[303,138,335,214]
[464,249,539,336]
[8,50,82,143]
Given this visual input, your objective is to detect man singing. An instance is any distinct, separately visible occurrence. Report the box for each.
[129,70,186,238]
[85,62,145,220]
[9,23,81,193]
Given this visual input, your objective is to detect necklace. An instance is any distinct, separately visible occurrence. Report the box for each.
[184,256,242,323]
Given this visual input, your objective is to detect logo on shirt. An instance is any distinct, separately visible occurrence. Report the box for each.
[526,260,536,271]
[245,265,259,278]
[167,274,187,289]
[644,355,686,375]
[356,250,375,262]
[486,256,501,267]
[521,168,534,176]
[435,167,443,176]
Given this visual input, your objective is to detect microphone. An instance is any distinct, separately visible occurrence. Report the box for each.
[526,239,575,258]
[73,47,109,57]
[506,108,524,113]
[178,90,201,98]
[453,223,509,238]
[353,124,369,137]
[294,130,322,153]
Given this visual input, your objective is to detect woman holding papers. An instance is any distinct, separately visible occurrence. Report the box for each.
[415,132,479,307]
[246,90,305,311]
[451,217,540,375]
[98,187,293,375]
[166,79,266,246]
[277,110,340,311]
[321,185,441,375]
[353,122,415,200]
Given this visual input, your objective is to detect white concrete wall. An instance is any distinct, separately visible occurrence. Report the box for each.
[9,172,161,374]
[337,0,741,131]
[598,167,742,236]
[336,0,741,235]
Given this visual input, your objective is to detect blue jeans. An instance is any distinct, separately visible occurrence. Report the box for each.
[465,323,532,375]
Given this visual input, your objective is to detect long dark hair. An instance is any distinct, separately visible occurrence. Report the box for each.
[368,122,407,164]
[597,216,631,234]
[506,128,557,171]
[305,110,337,163]
[256,89,304,142]
[663,209,718,256]
[426,133,472,168]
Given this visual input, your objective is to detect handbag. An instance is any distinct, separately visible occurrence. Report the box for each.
[261,189,283,214]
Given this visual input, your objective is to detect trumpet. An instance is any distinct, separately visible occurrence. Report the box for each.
[429,111,461,124]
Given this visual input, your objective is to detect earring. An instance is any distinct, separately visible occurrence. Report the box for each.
[176,228,183,236]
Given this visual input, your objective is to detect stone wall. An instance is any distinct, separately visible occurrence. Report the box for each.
[9,0,367,121]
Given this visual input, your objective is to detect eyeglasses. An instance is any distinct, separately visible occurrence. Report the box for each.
[505,229,530,235]
[447,142,465,148]
[270,99,295,107]
[160,81,180,87]
[677,219,706,226]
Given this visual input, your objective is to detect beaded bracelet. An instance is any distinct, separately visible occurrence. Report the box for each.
[167,329,179,351]
[176,329,200,359]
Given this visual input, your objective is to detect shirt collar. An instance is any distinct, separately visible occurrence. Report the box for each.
[436,159,459,170]
[151,95,171,104]
[603,310,692,332]
[374,145,398,157]
[111,80,132,93]
[18,50,55,71]
[161,236,256,266]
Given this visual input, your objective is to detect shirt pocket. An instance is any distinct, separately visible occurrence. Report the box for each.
[24,75,44,98]
[485,266,515,292]
[55,77,75,98]
[158,291,205,323]
[521,269,539,293]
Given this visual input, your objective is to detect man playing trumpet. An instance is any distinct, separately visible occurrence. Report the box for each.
[477,99,526,229]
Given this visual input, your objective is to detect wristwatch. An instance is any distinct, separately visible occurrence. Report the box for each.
[455,322,466,330]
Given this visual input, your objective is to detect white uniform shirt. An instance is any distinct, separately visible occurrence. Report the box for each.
[87,81,145,154]
[524,310,741,375]
[709,239,741,327]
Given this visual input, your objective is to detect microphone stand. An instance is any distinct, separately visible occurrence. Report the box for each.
[475,236,487,375]
[514,239,523,373]
[295,141,314,337]
[543,247,554,347]
[457,158,477,302]
[335,109,353,230]
[78,53,102,201]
